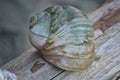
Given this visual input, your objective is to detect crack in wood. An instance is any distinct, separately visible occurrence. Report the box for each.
[31,60,45,73]
[50,70,65,80]
[110,71,120,80]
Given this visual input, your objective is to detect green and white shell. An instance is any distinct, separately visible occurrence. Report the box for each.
[29,5,95,71]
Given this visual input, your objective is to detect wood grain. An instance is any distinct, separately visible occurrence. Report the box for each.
[1,48,63,80]
[53,22,120,80]
[1,0,120,80]
[110,71,120,80]
[93,8,120,31]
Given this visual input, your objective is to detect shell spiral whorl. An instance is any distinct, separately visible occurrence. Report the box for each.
[29,5,95,71]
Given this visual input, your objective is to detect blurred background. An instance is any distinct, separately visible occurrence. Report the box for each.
[0,0,109,67]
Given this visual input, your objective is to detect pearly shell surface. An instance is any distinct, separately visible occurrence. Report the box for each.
[29,5,95,71]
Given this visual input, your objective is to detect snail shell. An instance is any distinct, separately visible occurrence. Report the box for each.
[29,5,95,71]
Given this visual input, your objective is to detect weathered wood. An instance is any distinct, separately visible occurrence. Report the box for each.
[110,71,120,80]
[1,0,120,80]
[1,48,63,80]
[93,8,120,31]
[94,29,103,39]
[53,22,120,80]
[111,71,120,80]
[88,0,120,29]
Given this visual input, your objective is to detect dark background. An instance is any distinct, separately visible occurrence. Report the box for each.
[0,0,107,67]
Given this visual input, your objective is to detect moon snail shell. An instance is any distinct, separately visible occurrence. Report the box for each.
[29,5,95,71]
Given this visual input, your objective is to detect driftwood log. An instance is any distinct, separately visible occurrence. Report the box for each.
[1,0,120,80]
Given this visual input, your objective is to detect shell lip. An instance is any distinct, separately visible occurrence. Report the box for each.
[29,26,47,38]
